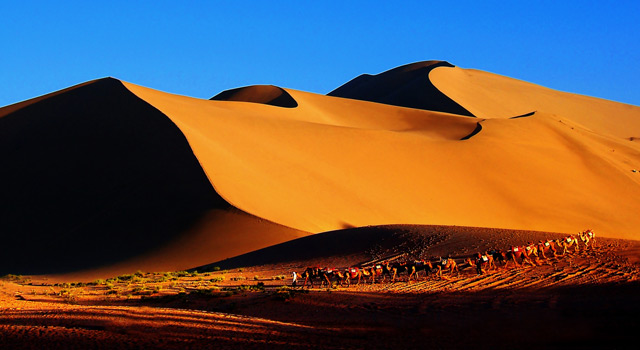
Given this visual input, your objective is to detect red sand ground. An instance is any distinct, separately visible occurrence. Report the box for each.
[2,226,639,349]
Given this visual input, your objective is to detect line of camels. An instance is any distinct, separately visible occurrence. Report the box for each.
[299,229,596,288]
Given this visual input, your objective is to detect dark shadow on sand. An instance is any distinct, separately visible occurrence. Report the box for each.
[210,85,298,108]
[328,61,475,117]
[0,78,228,275]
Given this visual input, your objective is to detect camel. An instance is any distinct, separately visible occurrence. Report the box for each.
[468,252,495,275]
[343,267,362,286]
[579,229,596,249]
[505,246,535,268]
[301,267,330,288]
[558,235,579,255]
[585,229,597,247]
[368,261,395,283]
[381,261,408,283]
[537,240,558,259]
[359,266,377,284]
[378,262,396,283]
[406,259,433,281]
[523,242,540,265]
[488,248,506,267]
[320,268,341,288]
[578,231,590,249]
[436,257,459,278]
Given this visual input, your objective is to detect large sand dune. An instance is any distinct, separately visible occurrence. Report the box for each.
[1,61,640,277]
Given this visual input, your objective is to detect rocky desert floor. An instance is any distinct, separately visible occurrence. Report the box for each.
[2,227,640,349]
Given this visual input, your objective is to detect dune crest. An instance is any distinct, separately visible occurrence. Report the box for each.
[210,85,298,108]
[328,61,474,116]
[123,79,640,240]
[0,78,306,275]
[430,65,640,139]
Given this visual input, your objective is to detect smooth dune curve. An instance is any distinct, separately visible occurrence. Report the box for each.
[328,61,474,116]
[124,79,640,240]
[210,85,298,108]
[430,65,640,139]
[0,78,306,276]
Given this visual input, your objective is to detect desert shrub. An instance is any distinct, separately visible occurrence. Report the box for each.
[212,267,221,271]
[134,270,145,277]
[272,285,307,301]
[174,271,189,277]
[210,276,224,283]
[117,274,133,282]
[253,276,260,280]
[156,276,168,283]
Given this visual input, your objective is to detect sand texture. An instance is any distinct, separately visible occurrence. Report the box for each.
[2,225,639,349]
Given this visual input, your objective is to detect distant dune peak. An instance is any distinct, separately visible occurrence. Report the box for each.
[328,60,474,117]
[210,85,298,108]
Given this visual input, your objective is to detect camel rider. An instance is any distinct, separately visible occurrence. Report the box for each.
[475,253,485,275]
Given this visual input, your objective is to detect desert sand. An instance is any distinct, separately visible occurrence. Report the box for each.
[1,61,640,348]
[2,225,640,349]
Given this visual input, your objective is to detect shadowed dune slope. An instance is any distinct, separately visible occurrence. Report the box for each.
[328,61,474,116]
[124,80,640,240]
[0,78,306,276]
[430,66,640,139]
[210,85,297,108]
[194,224,581,271]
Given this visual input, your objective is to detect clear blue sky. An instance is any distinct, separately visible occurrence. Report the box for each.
[1,1,638,107]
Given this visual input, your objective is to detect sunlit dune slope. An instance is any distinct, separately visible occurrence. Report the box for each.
[124,77,640,240]
[430,65,640,139]
[0,78,306,275]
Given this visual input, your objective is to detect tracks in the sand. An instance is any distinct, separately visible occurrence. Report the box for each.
[333,245,639,294]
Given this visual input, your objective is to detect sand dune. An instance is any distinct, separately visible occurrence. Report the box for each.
[2,61,640,277]
[328,60,473,116]
[210,84,298,108]
[124,77,640,239]
[430,65,640,139]
[0,78,306,276]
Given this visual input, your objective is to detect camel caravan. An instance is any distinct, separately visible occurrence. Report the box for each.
[299,229,597,288]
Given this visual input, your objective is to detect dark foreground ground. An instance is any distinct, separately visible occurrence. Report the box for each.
[2,225,639,349]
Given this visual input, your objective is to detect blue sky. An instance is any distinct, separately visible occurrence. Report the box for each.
[1,1,638,107]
